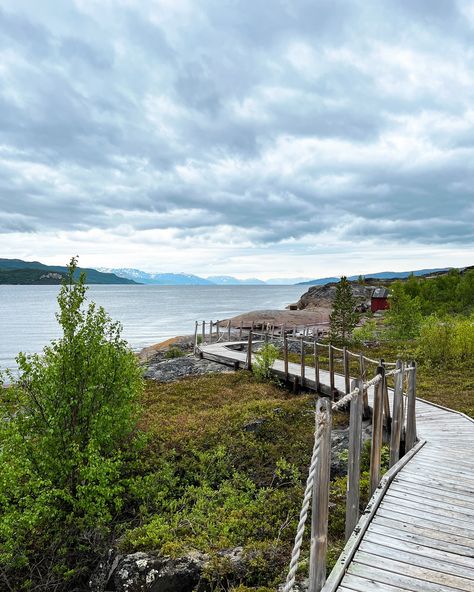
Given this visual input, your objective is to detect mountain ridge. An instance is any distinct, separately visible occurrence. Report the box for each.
[0,259,137,285]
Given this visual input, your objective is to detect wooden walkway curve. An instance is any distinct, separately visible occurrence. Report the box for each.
[199,340,474,592]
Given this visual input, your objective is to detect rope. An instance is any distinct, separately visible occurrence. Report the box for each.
[332,387,360,411]
[282,413,326,592]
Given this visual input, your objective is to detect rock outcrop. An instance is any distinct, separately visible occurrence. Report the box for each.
[294,282,374,313]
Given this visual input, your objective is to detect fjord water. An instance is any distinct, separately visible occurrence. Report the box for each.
[0,284,307,372]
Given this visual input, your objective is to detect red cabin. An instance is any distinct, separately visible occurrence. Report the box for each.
[371,287,390,313]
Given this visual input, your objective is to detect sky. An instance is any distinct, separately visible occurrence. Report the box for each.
[0,0,474,279]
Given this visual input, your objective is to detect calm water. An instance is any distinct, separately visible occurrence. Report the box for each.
[0,285,307,371]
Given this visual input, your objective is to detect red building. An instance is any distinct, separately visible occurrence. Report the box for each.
[371,287,390,313]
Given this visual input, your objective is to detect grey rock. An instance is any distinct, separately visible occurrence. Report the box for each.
[110,551,206,592]
[243,418,266,432]
[144,356,231,382]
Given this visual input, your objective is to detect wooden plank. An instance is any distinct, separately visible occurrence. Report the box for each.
[387,486,474,517]
[372,513,474,548]
[363,530,474,572]
[390,475,474,505]
[300,337,305,386]
[369,520,474,558]
[309,397,332,592]
[321,440,426,592]
[359,540,474,582]
[314,340,320,391]
[394,472,474,496]
[369,366,385,496]
[382,492,474,522]
[351,553,472,591]
[389,360,403,468]
[343,347,350,394]
[378,502,474,534]
[246,331,252,371]
[283,332,289,380]
[338,574,417,592]
[329,345,335,396]
[345,379,363,541]
[405,362,417,451]
[407,458,474,482]
[402,466,474,490]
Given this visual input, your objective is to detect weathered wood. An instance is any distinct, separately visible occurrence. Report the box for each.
[343,347,350,394]
[389,360,403,468]
[194,321,199,353]
[227,319,231,341]
[369,366,385,497]
[329,345,335,397]
[216,320,220,341]
[239,320,243,340]
[406,361,417,451]
[202,320,205,344]
[380,359,391,430]
[246,331,252,371]
[293,375,300,395]
[309,397,332,592]
[283,332,289,380]
[359,353,370,418]
[314,339,320,391]
[345,378,363,541]
[300,337,305,386]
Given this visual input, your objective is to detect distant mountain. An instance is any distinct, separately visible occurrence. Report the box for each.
[297,268,451,286]
[0,259,137,285]
[99,268,213,285]
[206,275,266,285]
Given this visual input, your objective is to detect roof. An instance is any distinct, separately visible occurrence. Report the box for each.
[372,287,389,299]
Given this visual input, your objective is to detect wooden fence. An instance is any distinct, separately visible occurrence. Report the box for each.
[195,323,418,592]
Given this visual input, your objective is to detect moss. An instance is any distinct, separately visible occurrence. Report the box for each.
[119,372,351,590]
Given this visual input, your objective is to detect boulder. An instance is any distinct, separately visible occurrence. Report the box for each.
[144,356,231,382]
[108,551,206,592]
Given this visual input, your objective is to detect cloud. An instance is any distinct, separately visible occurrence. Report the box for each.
[0,0,473,276]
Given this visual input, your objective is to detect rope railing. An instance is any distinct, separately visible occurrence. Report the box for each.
[282,361,417,592]
[282,414,326,592]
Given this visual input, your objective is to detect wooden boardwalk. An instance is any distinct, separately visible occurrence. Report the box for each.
[200,341,474,592]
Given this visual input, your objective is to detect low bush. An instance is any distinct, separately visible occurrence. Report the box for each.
[417,314,474,367]
[253,344,279,381]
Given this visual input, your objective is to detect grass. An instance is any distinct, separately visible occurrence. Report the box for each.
[121,372,353,590]
[286,342,473,418]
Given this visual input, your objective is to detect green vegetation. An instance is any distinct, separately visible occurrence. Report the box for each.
[0,259,143,590]
[253,343,279,381]
[0,267,67,284]
[329,276,360,344]
[165,345,186,359]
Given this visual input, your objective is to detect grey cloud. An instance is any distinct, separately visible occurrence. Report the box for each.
[0,0,473,253]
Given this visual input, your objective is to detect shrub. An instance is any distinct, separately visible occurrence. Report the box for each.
[253,344,279,381]
[385,282,422,339]
[0,258,143,590]
[417,314,474,367]
[165,346,185,359]
[352,319,377,344]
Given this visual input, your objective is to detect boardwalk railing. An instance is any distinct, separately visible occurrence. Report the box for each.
[194,322,419,592]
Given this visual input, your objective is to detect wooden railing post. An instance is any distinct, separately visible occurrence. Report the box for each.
[314,339,320,392]
[406,361,417,451]
[227,319,231,341]
[283,331,289,381]
[239,320,243,340]
[389,360,404,468]
[370,365,385,497]
[246,331,253,371]
[380,359,392,431]
[345,378,363,541]
[202,320,206,344]
[216,320,220,341]
[309,397,332,592]
[300,337,305,386]
[343,346,350,394]
[194,321,199,354]
[359,353,370,419]
[329,345,335,397]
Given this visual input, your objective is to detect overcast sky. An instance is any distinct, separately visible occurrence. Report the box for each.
[1,0,473,278]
